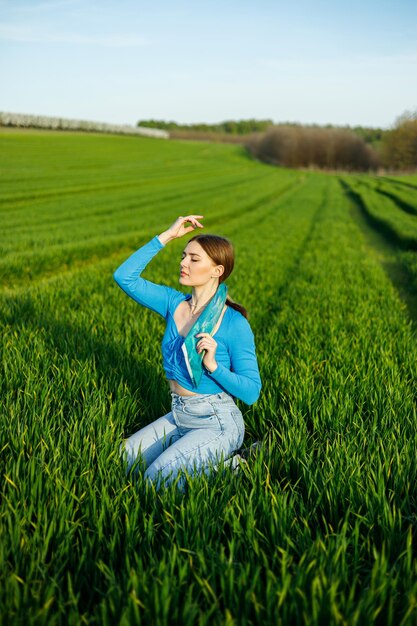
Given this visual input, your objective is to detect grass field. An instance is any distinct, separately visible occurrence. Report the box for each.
[1,130,417,626]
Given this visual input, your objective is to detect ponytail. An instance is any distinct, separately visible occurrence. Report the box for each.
[226,295,248,319]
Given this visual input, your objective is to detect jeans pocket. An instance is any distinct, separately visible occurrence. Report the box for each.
[173,401,220,431]
[181,401,216,418]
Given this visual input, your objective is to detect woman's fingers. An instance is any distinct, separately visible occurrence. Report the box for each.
[178,216,204,236]
[167,215,204,239]
[196,334,217,353]
[183,215,204,228]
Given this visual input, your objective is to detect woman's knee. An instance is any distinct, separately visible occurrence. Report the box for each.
[120,438,145,475]
[120,413,181,470]
[143,462,185,492]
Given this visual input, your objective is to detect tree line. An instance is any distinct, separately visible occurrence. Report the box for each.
[0,112,169,139]
[137,118,384,144]
[137,119,274,135]
[138,113,417,172]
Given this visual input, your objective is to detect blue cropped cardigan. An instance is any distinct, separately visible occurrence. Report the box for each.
[113,236,262,405]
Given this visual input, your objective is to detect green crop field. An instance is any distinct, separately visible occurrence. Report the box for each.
[1,130,417,626]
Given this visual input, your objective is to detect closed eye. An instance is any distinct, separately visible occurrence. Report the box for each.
[181,253,201,261]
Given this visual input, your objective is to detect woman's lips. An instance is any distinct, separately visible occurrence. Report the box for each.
[180,271,188,276]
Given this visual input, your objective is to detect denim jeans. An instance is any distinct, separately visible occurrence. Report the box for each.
[120,391,245,491]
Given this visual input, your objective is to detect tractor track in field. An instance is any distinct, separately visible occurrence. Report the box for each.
[375,187,417,217]
[0,177,306,293]
[0,170,273,222]
[339,179,417,251]
[253,179,331,343]
[380,176,417,191]
[340,178,417,327]
[0,170,291,239]
[357,179,417,218]
[1,174,301,256]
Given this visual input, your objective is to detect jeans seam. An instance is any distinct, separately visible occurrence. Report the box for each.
[230,412,244,437]
[230,411,243,432]
[207,402,225,433]
[156,429,225,475]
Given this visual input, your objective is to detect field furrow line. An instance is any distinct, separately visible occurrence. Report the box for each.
[381,176,417,190]
[340,177,417,250]
[0,169,273,226]
[356,177,417,218]
[0,175,306,291]
[0,163,269,207]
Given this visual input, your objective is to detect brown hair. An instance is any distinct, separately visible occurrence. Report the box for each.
[187,234,248,319]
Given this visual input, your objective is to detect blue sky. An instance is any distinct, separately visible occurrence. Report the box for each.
[1,0,416,129]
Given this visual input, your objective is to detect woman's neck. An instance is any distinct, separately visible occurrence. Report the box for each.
[190,282,218,309]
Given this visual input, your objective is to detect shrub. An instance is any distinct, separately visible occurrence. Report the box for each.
[246,125,379,172]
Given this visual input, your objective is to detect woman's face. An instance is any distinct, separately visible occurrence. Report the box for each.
[179,241,223,287]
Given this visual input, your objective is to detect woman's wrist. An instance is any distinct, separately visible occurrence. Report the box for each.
[204,360,218,374]
[157,230,175,245]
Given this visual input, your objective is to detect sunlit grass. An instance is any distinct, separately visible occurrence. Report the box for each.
[1,131,417,625]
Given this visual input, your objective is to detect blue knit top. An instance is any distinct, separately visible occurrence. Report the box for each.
[113,236,262,405]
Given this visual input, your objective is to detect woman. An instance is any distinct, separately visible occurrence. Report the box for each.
[114,215,262,491]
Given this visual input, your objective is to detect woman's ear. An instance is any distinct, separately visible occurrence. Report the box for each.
[211,265,224,278]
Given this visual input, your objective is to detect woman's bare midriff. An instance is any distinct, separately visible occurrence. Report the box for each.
[168,379,199,396]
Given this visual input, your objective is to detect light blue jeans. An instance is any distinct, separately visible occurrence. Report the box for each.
[120,391,245,491]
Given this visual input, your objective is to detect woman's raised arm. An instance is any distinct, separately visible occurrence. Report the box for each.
[113,215,204,318]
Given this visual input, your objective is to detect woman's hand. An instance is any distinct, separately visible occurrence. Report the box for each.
[158,215,204,245]
[195,332,218,373]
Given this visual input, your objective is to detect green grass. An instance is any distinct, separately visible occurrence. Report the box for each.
[340,176,417,250]
[340,174,417,290]
[1,130,417,626]
[353,177,417,218]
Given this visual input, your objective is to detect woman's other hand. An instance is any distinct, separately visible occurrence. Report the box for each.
[158,215,204,245]
[195,332,218,373]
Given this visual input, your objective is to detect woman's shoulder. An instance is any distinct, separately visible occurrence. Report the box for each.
[225,306,254,334]
[167,289,189,313]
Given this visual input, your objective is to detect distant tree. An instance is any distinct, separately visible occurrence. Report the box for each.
[382,110,417,170]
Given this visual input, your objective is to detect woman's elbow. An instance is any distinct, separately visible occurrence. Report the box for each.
[113,267,125,287]
[245,382,262,406]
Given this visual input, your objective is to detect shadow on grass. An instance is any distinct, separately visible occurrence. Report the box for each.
[253,182,329,340]
[0,294,168,431]
[375,186,417,217]
[380,176,417,191]
[340,179,417,328]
